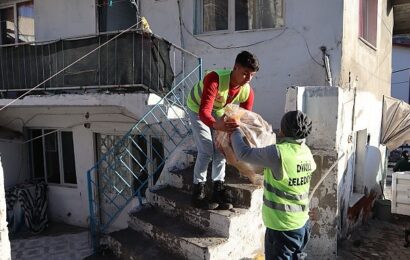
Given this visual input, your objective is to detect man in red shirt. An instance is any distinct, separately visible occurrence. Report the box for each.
[186,51,259,210]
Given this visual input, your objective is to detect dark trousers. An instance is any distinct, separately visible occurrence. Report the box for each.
[264,221,311,260]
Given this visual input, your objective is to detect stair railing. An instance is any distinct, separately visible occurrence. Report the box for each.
[87,43,201,250]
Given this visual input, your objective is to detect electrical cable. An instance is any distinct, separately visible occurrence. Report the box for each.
[181,18,288,49]
[392,67,410,74]
[178,11,324,68]
[0,19,143,112]
[392,80,409,85]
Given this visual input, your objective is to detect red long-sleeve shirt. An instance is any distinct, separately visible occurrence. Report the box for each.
[199,71,254,127]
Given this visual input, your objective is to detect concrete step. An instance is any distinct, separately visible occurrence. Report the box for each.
[167,166,262,208]
[146,186,252,237]
[100,228,182,260]
[128,206,230,260]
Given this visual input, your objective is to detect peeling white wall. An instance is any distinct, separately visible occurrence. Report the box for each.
[338,0,392,236]
[141,0,344,128]
[391,45,410,103]
[286,86,340,258]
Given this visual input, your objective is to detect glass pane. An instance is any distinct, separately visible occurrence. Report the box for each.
[203,0,228,32]
[17,1,35,42]
[0,7,15,44]
[98,0,137,32]
[45,130,60,183]
[61,132,77,184]
[235,0,276,31]
[31,129,45,179]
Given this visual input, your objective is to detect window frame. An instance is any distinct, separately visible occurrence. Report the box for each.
[358,0,378,49]
[195,0,284,35]
[0,0,35,45]
[30,128,77,187]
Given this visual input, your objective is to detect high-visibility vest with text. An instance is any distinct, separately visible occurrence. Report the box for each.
[186,69,250,118]
[262,141,316,231]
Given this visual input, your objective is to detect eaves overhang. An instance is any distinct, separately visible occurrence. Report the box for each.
[393,0,410,35]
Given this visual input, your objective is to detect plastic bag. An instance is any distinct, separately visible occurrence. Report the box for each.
[215,104,276,185]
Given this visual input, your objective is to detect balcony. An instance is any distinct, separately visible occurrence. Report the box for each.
[0,30,175,98]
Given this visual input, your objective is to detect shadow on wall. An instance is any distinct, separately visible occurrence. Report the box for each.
[338,145,384,238]
[347,145,383,233]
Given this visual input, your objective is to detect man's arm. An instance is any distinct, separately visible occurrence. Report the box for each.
[230,129,283,179]
[199,72,219,127]
[239,87,254,111]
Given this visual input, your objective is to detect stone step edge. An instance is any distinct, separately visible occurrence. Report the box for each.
[146,189,249,237]
[128,214,228,260]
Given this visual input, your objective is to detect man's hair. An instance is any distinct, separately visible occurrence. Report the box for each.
[280,110,312,139]
[402,151,409,158]
[235,51,259,72]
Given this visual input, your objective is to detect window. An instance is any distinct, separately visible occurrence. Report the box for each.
[359,0,378,47]
[97,0,139,32]
[196,0,283,34]
[0,0,34,45]
[30,129,77,185]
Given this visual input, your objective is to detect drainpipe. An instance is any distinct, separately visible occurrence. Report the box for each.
[321,46,333,87]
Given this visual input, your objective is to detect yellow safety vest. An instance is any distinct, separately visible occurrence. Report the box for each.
[262,141,316,231]
[186,69,250,118]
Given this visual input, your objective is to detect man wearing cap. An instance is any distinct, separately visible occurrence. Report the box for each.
[393,151,410,172]
[186,51,259,210]
[230,110,316,259]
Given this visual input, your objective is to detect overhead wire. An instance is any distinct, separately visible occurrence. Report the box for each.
[177,8,324,68]
[0,19,143,112]
[392,67,410,74]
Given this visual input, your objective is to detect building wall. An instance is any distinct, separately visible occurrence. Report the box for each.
[0,157,11,260]
[35,0,96,41]
[141,0,344,128]
[338,0,393,236]
[286,86,340,258]
[0,140,29,189]
[0,93,158,228]
[391,45,410,103]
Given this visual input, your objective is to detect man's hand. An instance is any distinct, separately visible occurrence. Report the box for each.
[213,116,239,132]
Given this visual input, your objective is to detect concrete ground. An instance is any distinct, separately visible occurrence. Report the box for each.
[337,167,410,259]
[10,222,94,260]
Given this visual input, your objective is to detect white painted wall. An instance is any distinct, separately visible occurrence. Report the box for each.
[35,0,96,41]
[338,0,392,236]
[391,45,410,103]
[0,94,156,227]
[141,0,344,128]
[0,157,11,260]
[0,141,29,189]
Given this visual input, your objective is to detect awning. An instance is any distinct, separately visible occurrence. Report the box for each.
[380,96,410,150]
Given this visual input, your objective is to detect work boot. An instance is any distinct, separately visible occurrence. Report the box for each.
[212,181,233,210]
[192,182,219,210]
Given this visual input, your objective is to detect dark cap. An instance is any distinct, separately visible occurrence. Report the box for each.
[280,110,312,139]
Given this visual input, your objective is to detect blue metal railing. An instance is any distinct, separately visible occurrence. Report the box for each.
[87,49,201,249]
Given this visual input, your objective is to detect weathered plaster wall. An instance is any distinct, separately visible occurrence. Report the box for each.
[142,0,344,128]
[338,0,393,236]
[286,86,339,259]
[391,45,410,103]
[0,157,11,260]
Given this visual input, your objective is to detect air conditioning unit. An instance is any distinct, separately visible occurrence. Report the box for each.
[391,172,410,216]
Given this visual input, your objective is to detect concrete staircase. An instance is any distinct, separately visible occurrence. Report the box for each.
[101,166,264,260]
